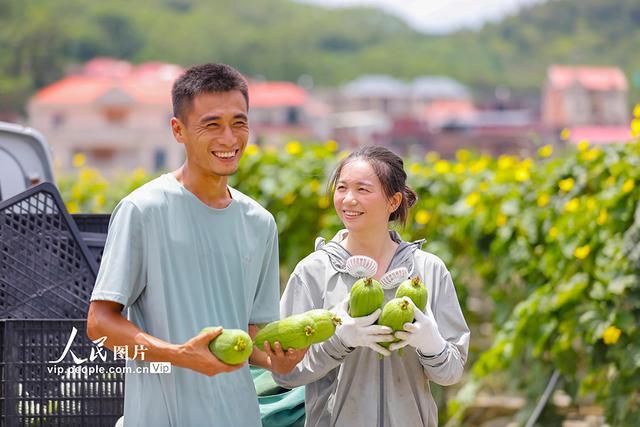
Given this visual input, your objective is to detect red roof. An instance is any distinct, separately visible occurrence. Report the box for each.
[32,59,183,106]
[548,66,627,91]
[249,82,307,108]
[569,126,633,144]
[82,57,133,77]
[33,75,176,106]
[34,76,113,105]
[33,60,306,109]
[421,99,476,123]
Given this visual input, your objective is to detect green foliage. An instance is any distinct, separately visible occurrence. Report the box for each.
[58,131,640,424]
[2,0,640,113]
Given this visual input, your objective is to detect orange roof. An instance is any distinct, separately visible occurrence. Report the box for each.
[34,75,115,105]
[548,65,627,91]
[130,62,184,81]
[33,75,175,106]
[32,59,183,106]
[249,82,307,108]
[83,57,132,77]
[33,60,307,108]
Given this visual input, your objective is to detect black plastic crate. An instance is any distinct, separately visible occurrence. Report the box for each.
[71,214,110,268]
[0,319,124,426]
[78,232,107,268]
[71,214,110,235]
[0,183,98,319]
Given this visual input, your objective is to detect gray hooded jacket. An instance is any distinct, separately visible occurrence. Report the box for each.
[272,230,470,427]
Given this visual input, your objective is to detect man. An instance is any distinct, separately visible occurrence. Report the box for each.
[87,63,305,426]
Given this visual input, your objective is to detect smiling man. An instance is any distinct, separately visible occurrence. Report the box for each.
[87,63,305,426]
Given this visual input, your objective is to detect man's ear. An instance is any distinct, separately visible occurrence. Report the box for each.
[171,117,187,144]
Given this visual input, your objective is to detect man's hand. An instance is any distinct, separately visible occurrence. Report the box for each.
[87,301,244,376]
[175,327,245,376]
[260,341,308,375]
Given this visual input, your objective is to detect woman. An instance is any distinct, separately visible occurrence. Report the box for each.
[271,146,470,427]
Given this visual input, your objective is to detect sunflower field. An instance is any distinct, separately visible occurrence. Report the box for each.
[59,121,640,425]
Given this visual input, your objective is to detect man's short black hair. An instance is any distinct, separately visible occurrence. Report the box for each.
[171,63,249,122]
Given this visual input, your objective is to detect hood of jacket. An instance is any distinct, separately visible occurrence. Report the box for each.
[314,229,426,277]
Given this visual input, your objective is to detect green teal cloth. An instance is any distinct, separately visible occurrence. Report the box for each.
[251,366,305,427]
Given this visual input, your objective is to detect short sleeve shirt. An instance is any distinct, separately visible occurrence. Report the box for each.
[91,173,280,426]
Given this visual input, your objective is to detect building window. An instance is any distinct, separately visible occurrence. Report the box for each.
[91,147,116,161]
[51,112,65,128]
[589,91,605,125]
[286,107,300,125]
[102,107,129,124]
[154,148,167,172]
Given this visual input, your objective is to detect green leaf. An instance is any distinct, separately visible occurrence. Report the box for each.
[608,275,636,295]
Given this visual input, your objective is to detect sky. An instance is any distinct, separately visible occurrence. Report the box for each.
[299,0,547,34]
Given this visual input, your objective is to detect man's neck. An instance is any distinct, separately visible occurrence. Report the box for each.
[173,164,232,209]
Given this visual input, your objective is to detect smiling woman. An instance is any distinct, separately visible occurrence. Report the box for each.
[330,145,416,233]
[272,145,470,426]
[332,159,401,233]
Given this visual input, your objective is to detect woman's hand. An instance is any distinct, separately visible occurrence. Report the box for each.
[334,297,395,357]
[390,297,447,356]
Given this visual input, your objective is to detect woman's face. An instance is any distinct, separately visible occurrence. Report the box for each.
[333,159,400,233]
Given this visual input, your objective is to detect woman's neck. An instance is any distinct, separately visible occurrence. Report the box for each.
[342,227,398,277]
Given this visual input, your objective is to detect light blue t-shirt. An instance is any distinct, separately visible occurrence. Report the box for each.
[91,173,280,427]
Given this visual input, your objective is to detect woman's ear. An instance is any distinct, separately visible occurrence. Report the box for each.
[388,192,403,213]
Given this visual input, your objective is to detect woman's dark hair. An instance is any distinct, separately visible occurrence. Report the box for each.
[329,145,418,227]
[171,63,249,122]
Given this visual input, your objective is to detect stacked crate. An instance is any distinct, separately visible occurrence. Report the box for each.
[0,183,123,426]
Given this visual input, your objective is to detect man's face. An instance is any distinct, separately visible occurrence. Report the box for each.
[172,90,249,177]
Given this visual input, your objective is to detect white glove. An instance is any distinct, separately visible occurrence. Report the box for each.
[333,297,394,357]
[390,297,447,355]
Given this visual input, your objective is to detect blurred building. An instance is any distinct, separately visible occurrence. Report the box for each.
[338,75,412,116]
[542,65,631,145]
[325,74,476,152]
[248,81,328,146]
[28,58,326,174]
[412,76,476,129]
[28,58,184,174]
[428,109,540,158]
[334,74,475,124]
[323,74,540,157]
